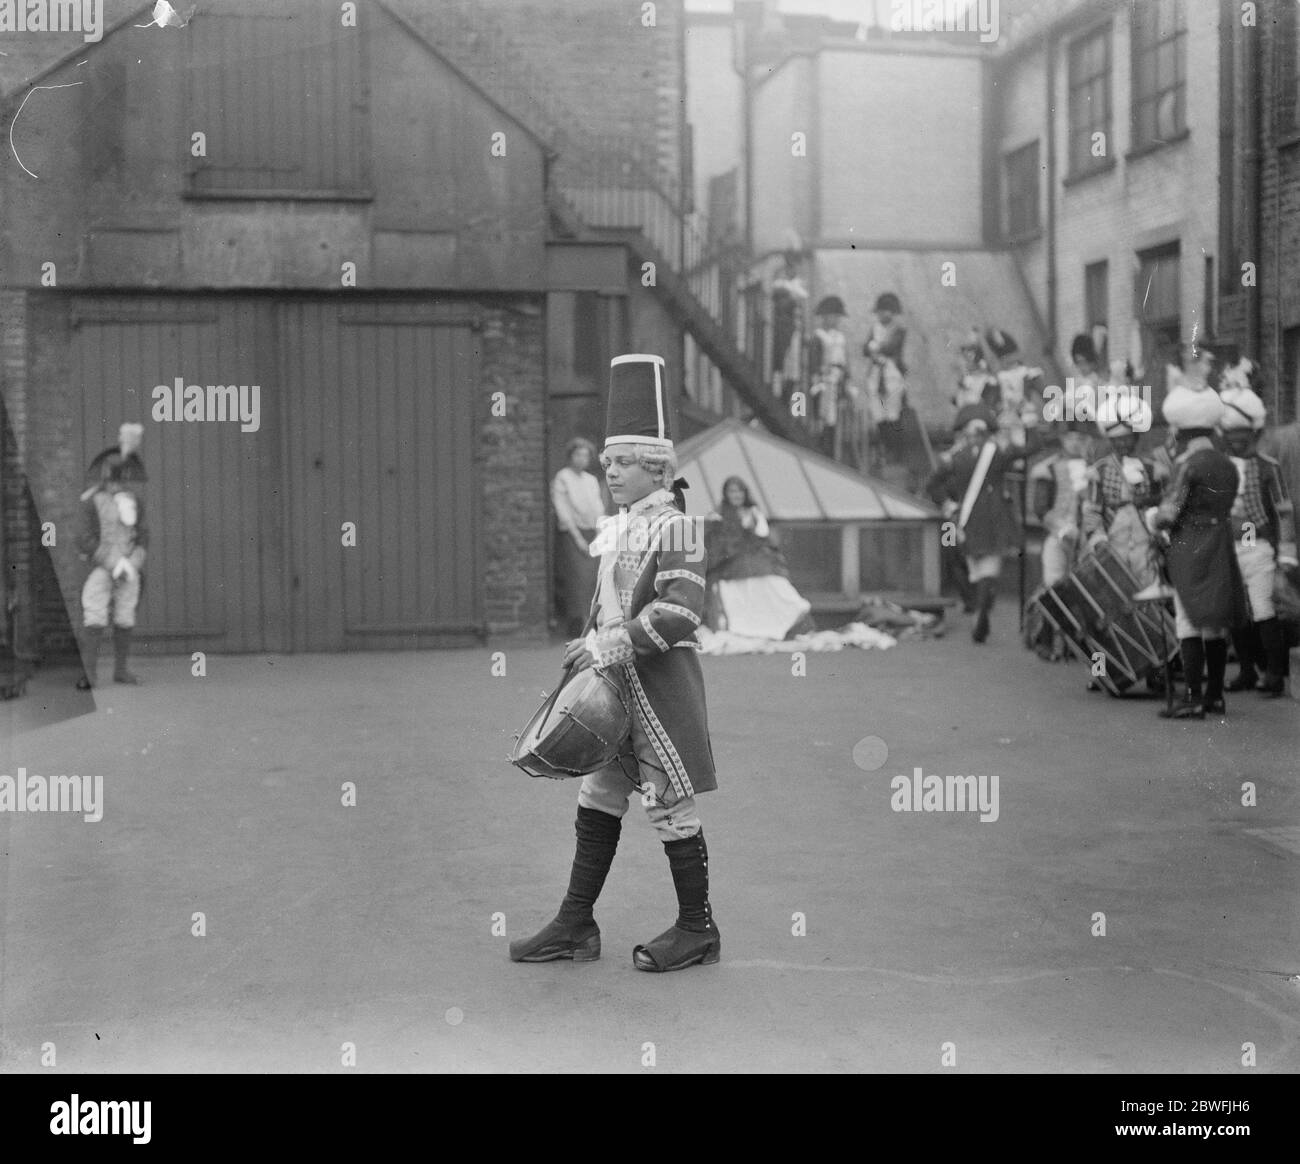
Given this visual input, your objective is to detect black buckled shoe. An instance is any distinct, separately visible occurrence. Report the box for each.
[1159,694,1205,720]
[632,921,721,972]
[508,918,600,963]
[1202,697,1227,717]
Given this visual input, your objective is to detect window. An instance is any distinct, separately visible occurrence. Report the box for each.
[1135,243,1180,410]
[1085,261,1109,364]
[1004,140,1041,240]
[1068,25,1112,176]
[1131,0,1186,151]
[186,0,368,196]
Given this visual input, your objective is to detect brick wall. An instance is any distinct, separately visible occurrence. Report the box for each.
[1,291,29,660]
[478,302,550,639]
[401,0,686,188]
[1,290,78,662]
[1254,2,1300,422]
[1216,2,1300,422]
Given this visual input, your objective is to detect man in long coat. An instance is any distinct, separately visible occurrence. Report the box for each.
[511,354,721,974]
[1152,356,1249,719]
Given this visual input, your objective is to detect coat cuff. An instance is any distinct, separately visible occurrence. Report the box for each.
[586,625,635,668]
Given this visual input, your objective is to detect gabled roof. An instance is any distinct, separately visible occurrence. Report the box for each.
[0,1,150,103]
[2,0,548,159]
[674,418,938,523]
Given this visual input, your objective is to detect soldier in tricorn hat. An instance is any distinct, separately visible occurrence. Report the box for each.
[511,355,722,973]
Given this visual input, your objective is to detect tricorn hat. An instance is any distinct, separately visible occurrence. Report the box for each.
[1070,333,1099,366]
[874,292,902,315]
[985,328,1019,359]
[604,354,673,449]
[814,295,847,318]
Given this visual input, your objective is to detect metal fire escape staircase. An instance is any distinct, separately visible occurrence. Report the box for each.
[416,4,794,441]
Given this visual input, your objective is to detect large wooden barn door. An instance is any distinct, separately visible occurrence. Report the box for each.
[278,299,482,652]
[70,296,280,654]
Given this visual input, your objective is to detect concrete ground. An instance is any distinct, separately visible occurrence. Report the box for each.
[1,617,1298,1074]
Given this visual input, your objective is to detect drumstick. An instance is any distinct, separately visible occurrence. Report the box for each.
[537,605,601,736]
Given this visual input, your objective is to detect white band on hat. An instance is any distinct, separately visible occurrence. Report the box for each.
[604,434,673,448]
[610,354,666,367]
[608,354,668,444]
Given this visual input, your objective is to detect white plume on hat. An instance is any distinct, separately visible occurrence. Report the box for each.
[1162,383,1223,431]
[1218,385,1267,431]
[1218,357,1258,395]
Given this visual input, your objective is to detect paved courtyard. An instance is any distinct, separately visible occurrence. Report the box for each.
[1,626,1297,1073]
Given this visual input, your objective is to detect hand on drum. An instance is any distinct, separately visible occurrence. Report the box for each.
[562,638,594,672]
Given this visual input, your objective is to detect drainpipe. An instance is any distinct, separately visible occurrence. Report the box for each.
[1044,27,1058,367]
[1240,4,1261,371]
[735,17,755,255]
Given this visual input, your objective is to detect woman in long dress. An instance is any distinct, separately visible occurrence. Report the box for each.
[704,477,815,640]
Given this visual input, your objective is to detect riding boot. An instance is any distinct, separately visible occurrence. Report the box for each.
[1161,637,1205,719]
[633,830,721,972]
[1256,618,1288,696]
[1203,638,1228,714]
[113,627,142,684]
[1226,625,1260,691]
[75,626,104,690]
[510,806,620,963]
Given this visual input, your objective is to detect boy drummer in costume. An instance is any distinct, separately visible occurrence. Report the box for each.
[1083,393,1165,589]
[511,355,721,973]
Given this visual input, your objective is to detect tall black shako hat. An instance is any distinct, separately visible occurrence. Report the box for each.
[604,354,673,450]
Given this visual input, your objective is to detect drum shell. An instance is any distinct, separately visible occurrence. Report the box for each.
[1030,546,1178,696]
[511,666,631,779]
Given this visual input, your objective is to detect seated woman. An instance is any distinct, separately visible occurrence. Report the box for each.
[704,477,815,640]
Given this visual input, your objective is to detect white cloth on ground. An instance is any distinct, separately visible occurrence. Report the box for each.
[714,575,811,640]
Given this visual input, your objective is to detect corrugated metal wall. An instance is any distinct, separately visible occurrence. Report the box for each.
[70,295,480,654]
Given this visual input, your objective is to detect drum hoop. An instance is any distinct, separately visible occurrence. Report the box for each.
[510,666,632,779]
